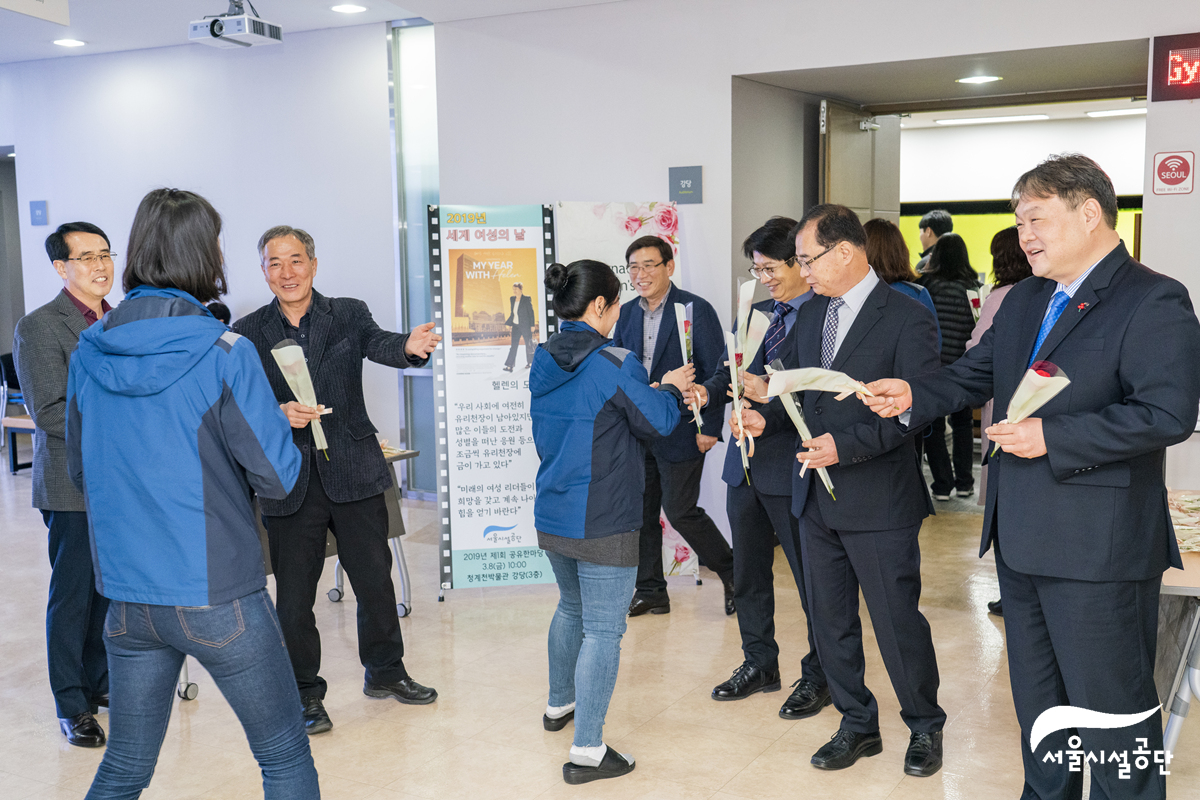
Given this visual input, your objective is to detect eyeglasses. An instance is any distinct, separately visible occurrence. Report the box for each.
[65,253,117,267]
[794,245,836,271]
[627,261,664,275]
[748,260,791,280]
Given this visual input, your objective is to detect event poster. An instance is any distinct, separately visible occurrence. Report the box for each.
[429,204,557,590]
[556,201,683,304]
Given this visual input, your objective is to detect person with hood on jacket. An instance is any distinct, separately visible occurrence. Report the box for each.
[66,189,318,799]
[531,259,693,785]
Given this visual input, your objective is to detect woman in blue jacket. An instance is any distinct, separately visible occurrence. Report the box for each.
[531,260,692,785]
[66,189,317,799]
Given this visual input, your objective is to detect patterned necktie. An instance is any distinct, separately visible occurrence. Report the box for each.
[763,301,794,364]
[820,297,846,369]
[1028,290,1070,367]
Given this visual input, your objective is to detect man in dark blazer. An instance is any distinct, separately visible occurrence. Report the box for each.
[739,205,945,777]
[14,222,115,747]
[866,154,1200,799]
[690,217,827,719]
[503,281,536,371]
[611,235,735,616]
[234,226,441,735]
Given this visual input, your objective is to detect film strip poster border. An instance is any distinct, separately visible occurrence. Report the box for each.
[542,204,557,336]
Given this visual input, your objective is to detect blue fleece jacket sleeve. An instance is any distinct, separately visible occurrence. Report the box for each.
[614,355,683,440]
[220,338,302,499]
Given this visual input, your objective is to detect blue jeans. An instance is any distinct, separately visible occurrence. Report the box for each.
[545,550,636,748]
[86,589,319,800]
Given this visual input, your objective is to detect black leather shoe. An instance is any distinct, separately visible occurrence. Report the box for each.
[543,709,574,731]
[779,679,832,719]
[89,694,110,714]
[628,596,670,617]
[562,747,635,784]
[302,696,333,735]
[987,599,1003,617]
[364,677,438,705]
[722,576,736,616]
[711,661,781,701]
[811,729,882,770]
[904,730,943,777]
[59,712,106,748]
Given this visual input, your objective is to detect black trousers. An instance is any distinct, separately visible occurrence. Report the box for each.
[43,510,109,718]
[926,407,975,495]
[504,325,535,369]
[266,463,407,699]
[635,451,734,599]
[995,543,1164,800]
[727,483,824,685]
[799,482,944,734]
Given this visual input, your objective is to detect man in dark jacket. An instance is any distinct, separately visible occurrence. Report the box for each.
[503,282,536,372]
[611,236,735,616]
[233,226,441,735]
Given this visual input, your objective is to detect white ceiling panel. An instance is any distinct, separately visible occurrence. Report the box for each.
[398,0,626,23]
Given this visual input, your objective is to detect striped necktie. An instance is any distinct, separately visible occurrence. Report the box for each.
[820,297,845,369]
[763,301,794,364]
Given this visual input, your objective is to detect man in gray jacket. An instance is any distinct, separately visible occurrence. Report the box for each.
[14,222,116,747]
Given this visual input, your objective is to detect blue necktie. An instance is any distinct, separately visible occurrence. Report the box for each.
[820,297,845,369]
[763,301,794,364]
[1028,290,1070,367]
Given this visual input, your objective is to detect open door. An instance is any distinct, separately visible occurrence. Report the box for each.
[818,99,901,224]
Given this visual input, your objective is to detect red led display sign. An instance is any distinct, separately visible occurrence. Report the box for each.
[1153,33,1200,102]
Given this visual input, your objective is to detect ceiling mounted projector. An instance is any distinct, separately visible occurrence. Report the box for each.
[189,1,282,49]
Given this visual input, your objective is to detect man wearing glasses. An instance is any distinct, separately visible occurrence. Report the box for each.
[14,223,116,747]
[611,235,736,617]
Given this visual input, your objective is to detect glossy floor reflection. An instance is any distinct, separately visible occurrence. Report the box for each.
[1,442,1197,798]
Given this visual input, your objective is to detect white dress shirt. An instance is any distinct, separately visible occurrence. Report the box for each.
[825,266,880,363]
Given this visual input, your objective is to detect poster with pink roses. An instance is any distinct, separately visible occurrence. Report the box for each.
[555,201,682,304]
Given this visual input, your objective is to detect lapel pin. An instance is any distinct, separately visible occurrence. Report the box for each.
[1077,302,1088,311]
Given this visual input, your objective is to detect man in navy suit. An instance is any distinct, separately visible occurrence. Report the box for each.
[611,235,735,616]
[690,217,828,719]
[866,154,1200,799]
[739,205,945,777]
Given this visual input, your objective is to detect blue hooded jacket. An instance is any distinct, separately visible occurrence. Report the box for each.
[66,287,301,606]
[530,320,683,540]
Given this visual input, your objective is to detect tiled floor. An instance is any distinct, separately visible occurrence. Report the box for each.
[1,440,1197,799]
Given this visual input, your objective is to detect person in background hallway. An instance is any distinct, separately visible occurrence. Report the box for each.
[915,209,952,273]
[965,226,1032,618]
[66,189,318,798]
[503,281,536,372]
[690,217,829,720]
[865,154,1200,799]
[233,226,442,735]
[531,259,692,784]
[207,301,232,326]
[737,205,945,778]
[14,222,114,748]
[919,233,981,501]
[611,235,736,617]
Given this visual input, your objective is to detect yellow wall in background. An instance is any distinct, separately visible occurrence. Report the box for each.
[898,210,1141,284]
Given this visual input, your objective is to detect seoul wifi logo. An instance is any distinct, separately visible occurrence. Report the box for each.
[1158,155,1190,186]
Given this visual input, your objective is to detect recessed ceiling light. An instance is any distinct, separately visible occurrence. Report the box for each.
[331,4,367,12]
[1086,108,1148,118]
[934,114,1050,126]
[53,39,87,47]
[956,76,1002,85]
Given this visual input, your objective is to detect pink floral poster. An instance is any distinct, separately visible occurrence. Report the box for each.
[556,201,683,304]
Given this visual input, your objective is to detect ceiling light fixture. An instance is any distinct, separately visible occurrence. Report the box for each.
[956,75,1002,85]
[1086,108,1148,118]
[331,4,367,12]
[934,114,1050,126]
[53,39,87,47]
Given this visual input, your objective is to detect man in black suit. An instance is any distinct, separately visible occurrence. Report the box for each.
[865,154,1200,799]
[739,205,945,777]
[234,226,442,735]
[503,282,536,372]
[689,217,828,719]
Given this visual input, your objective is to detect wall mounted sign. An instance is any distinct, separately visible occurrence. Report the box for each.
[669,166,703,204]
[1152,33,1200,102]
[1152,151,1194,195]
[29,200,48,226]
[0,0,70,25]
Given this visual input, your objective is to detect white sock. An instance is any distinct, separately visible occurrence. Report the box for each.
[569,743,608,767]
[545,702,575,719]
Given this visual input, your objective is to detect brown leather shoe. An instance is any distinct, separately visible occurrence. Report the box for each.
[60,712,106,748]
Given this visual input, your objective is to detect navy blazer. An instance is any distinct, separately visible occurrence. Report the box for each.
[611,282,725,462]
[909,243,1200,582]
[704,294,812,496]
[762,278,941,530]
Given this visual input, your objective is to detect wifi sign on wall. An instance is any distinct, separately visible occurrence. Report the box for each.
[1153,151,1195,195]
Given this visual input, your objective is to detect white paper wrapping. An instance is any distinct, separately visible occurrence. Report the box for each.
[271,341,329,452]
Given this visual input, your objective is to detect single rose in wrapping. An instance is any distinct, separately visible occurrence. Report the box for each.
[674,302,703,431]
[991,360,1071,456]
[766,360,836,500]
[271,339,329,453]
[765,367,874,402]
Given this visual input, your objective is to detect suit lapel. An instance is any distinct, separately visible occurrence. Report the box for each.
[627,301,645,361]
[306,292,333,377]
[796,295,827,369]
[55,292,90,339]
[749,298,776,372]
[649,285,677,373]
[1018,280,1056,370]
[830,282,885,372]
[1032,244,1128,365]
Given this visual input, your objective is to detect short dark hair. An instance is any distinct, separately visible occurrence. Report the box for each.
[742,216,798,262]
[46,222,110,263]
[206,302,232,325]
[545,260,621,321]
[625,235,673,265]
[919,209,953,236]
[513,282,523,289]
[1012,153,1118,229]
[792,204,867,251]
[863,218,918,284]
[925,233,977,285]
[123,188,228,303]
[990,226,1032,288]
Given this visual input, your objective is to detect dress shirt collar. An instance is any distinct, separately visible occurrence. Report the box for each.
[1055,260,1101,298]
[62,288,111,325]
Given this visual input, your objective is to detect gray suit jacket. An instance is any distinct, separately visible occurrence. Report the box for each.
[13,291,92,511]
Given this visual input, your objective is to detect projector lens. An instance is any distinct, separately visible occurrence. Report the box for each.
[210,20,224,37]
